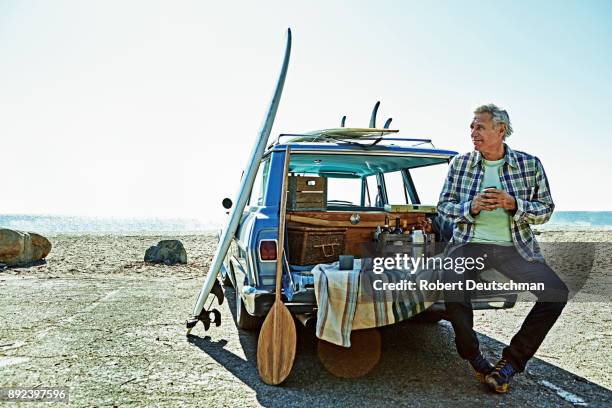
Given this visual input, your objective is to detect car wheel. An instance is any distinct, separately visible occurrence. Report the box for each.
[410,311,445,324]
[235,286,263,331]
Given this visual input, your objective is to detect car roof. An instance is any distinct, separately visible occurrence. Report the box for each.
[269,141,457,156]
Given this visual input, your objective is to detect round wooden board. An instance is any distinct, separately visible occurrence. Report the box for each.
[317,328,381,378]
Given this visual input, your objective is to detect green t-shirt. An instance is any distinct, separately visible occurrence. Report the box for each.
[471,158,513,245]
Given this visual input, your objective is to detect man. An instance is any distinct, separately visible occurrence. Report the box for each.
[437,104,569,393]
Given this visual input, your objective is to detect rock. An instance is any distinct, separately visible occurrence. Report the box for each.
[144,240,187,265]
[0,229,52,267]
[30,233,52,261]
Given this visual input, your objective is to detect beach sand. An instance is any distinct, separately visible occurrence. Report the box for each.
[2,233,219,278]
[0,230,610,405]
[6,229,609,278]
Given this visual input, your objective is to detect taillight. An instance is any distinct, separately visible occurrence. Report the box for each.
[259,240,277,261]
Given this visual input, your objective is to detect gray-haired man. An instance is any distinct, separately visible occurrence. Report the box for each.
[437,104,569,393]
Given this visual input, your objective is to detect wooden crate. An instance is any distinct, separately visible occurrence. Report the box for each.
[288,176,327,211]
[383,204,437,213]
[379,232,412,245]
[287,226,346,265]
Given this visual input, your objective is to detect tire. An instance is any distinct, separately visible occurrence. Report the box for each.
[235,285,263,331]
[410,311,445,324]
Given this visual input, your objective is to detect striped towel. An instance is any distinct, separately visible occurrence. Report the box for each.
[312,258,442,347]
[311,259,362,348]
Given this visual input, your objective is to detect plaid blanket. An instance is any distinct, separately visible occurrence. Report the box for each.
[312,258,443,347]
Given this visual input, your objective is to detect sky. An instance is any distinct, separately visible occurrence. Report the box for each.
[2,0,611,223]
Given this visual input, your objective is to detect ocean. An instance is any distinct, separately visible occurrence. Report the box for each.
[1,212,611,234]
[540,211,612,229]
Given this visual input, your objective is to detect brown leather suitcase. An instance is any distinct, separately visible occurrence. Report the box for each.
[287,226,345,265]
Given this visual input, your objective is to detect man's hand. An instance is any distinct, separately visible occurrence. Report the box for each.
[417,217,433,233]
[480,188,517,212]
[470,193,492,215]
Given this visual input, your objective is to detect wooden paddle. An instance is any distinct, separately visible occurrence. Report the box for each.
[257,145,296,385]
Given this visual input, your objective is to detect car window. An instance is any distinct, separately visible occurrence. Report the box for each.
[327,177,362,206]
[384,171,408,204]
[249,159,270,206]
[408,163,449,205]
[363,175,378,206]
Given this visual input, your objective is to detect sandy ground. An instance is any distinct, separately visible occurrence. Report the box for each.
[0,231,610,407]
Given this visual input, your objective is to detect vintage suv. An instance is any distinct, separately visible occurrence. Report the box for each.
[220,129,518,330]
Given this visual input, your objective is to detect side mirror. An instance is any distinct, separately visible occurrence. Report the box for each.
[222,198,233,209]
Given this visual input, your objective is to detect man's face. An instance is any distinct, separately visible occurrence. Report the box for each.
[470,112,505,152]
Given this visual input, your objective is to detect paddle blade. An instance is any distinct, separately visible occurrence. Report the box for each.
[257,302,297,385]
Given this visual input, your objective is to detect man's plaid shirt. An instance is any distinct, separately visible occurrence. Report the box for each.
[437,144,554,262]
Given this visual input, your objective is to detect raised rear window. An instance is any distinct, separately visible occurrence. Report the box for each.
[288,152,449,177]
[285,152,451,210]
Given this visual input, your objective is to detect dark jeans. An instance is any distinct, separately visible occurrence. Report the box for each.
[443,243,569,372]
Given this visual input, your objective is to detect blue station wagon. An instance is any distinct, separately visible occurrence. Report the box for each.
[219,131,519,330]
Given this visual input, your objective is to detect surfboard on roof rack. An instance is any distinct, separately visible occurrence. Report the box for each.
[273,131,435,150]
[308,127,399,137]
[278,127,398,143]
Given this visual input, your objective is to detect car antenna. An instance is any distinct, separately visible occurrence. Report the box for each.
[340,115,346,127]
[369,101,380,128]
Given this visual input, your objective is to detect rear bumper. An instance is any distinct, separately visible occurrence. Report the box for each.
[243,286,518,317]
[242,286,317,316]
[245,263,520,317]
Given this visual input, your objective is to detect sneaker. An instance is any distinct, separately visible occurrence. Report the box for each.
[485,359,517,393]
[468,353,494,383]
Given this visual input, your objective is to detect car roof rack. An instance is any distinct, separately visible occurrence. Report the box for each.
[269,132,435,149]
